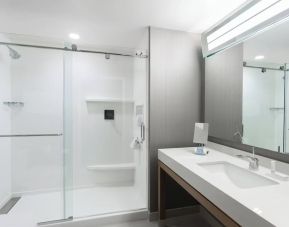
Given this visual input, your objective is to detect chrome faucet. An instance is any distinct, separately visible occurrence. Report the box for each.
[236,147,259,171]
[233,130,243,143]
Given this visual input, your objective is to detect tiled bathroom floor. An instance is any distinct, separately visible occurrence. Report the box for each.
[0,185,146,227]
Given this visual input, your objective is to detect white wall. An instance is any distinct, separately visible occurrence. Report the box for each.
[71,52,136,187]
[243,66,284,152]
[0,45,12,206]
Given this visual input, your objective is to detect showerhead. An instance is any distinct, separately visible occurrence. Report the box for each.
[6,45,21,59]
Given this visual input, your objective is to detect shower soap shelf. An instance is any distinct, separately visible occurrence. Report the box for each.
[87,163,135,171]
[86,97,134,103]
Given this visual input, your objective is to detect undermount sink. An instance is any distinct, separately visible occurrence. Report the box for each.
[198,161,278,189]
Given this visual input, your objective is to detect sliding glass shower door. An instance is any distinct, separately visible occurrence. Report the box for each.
[63,49,74,220]
[243,64,285,152]
[0,32,148,225]
[68,50,148,218]
[284,63,289,154]
[0,43,74,224]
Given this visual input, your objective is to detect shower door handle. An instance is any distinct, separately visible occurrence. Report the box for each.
[141,123,145,142]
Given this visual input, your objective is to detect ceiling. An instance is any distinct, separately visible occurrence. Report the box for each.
[0,0,247,49]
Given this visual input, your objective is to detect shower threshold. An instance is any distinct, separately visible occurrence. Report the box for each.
[0,197,21,215]
[0,186,146,227]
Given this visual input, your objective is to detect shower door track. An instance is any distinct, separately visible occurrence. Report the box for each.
[0,133,63,137]
[0,41,143,58]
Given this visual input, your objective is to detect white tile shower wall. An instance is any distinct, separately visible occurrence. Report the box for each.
[7,45,146,195]
[9,47,64,194]
[0,45,12,205]
[71,52,135,187]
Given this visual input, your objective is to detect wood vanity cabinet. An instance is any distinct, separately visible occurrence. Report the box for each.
[158,160,241,227]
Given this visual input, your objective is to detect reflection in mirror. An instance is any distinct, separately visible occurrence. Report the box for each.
[242,19,289,153]
[242,62,285,152]
[205,18,289,154]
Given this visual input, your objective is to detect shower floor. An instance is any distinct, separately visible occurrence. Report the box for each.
[0,185,146,227]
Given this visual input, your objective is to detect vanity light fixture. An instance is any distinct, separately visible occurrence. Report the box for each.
[255,55,265,60]
[69,33,80,40]
[202,0,289,56]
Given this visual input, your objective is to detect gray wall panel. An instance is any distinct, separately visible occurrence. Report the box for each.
[205,44,243,142]
[149,27,203,212]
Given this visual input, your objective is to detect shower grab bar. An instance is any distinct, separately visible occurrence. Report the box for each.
[0,133,63,137]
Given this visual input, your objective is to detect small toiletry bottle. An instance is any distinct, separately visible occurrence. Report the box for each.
[271,160,276,174]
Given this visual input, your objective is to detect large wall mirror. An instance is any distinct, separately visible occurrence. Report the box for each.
[205,18,289,158]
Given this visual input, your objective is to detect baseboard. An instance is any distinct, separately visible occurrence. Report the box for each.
[44,209,148,227]
[149,205,200,221]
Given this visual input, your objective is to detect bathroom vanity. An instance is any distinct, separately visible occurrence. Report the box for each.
[158,144,289,227]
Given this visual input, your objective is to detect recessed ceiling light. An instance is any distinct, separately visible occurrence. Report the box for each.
[69,33,80,40]
[255,55,264,60]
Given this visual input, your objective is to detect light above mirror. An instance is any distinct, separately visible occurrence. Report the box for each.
[202,0,289,57]
[208,0,289,51]
[207,0,279,44]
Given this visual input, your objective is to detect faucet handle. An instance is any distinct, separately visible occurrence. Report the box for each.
[247,156,259,170]
[236,154,259,170]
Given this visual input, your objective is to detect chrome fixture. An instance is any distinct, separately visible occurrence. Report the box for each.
[71,44,77,51]
[0,133,63,137]
[243,62,287,72]
[105,53,110,60]
[135,50,148,58]
[233,130,243,143]
[140,122,145,142]
[236,147,259,171]
[6,45,21,59]
[3,101,24,107]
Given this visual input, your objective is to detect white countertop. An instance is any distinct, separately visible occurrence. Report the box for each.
[158,147,289,227]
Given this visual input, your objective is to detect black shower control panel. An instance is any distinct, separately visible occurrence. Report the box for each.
[104,110,114,120]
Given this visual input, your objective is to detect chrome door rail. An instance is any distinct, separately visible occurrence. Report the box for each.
[0,133,63,137]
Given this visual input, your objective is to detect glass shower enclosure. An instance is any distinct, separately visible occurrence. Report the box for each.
[0,32,148,225]
[242,62,288,153]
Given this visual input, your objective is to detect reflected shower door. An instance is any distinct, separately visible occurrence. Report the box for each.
[285,63,289,153]
[243,65,285,152]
